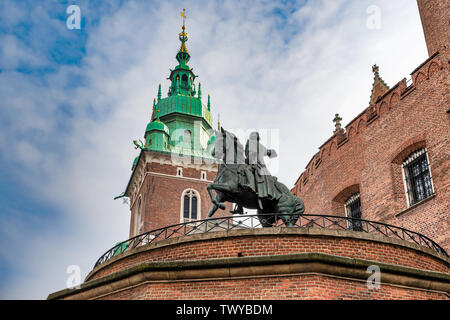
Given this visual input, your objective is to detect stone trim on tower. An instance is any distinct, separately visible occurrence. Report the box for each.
[133,195,143,237]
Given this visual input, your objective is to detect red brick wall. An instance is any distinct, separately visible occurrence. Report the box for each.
[417,0,450,57]
[293,50,449,251]
[128,152,231,237]
[88,231,449,281]
[80,230,449,300]
[98,274,448,300]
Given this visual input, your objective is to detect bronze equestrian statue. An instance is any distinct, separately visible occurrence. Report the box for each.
[206,127,305,227]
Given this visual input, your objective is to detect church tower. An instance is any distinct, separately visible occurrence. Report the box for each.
[121,12,227,237]
[416,0,450,57]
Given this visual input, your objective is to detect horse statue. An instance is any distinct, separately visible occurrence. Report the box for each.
[206,127,305,227]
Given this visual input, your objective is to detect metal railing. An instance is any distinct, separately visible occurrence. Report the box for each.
[93,214,448,268]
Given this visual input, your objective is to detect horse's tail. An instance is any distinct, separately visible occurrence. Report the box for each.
[293,196,305,215]
[276,192,305,215]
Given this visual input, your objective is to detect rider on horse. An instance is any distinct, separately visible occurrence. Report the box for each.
[232,131,281,213]
[207,127,305,226]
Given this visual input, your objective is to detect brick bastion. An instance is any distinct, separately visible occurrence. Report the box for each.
[48,228,450,300]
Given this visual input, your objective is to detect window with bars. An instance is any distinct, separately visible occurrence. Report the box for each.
[402,148,434,206]
[345,192,363,231]
[182,189,199,222]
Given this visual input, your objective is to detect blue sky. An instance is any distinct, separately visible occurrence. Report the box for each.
[0,0,428,299]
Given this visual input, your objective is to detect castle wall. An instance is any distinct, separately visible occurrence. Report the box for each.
[292,50,449,251]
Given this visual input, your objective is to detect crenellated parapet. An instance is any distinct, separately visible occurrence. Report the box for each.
[292,49,447,197]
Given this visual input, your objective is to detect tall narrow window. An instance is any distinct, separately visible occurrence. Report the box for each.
[183,195,190,219]
[191,196,198,220]
[403,148,434,206]
[345,193,363,231]
[181,189,200,222]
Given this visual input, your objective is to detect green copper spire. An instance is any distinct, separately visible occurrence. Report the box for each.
[167,11,197,98]
[143,10,214,159]
[176,9,190,67]
[151,98,156,120]
[126,10,216,199]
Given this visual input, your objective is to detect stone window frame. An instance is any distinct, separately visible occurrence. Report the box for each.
[180,188,201,223]
[176,167,183,177]
[401,148,435,207]
[200,171,207,180]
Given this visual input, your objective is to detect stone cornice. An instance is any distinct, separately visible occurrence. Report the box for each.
[48,251,450,300]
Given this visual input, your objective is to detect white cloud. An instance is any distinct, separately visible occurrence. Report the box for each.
[0,0,429,299]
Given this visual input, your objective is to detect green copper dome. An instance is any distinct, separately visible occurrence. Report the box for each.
[145,119,170,136]
[153,95,212,126]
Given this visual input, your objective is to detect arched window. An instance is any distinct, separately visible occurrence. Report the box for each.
[182,74,188,82]
[181,189,200,222]
[183,130,192,149]
[184,130,191,141]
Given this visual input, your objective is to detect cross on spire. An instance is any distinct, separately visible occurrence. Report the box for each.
[181,8,186,27]
[369,64,389,105]
[372,64,379,75]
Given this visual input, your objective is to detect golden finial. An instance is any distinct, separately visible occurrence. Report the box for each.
[178,8,188,51]
[176,9,190,65]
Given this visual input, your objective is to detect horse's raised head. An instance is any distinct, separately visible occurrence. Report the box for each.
[209,127,245,164]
